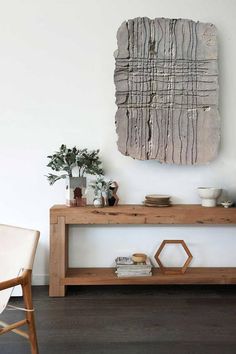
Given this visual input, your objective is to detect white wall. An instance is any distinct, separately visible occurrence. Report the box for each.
[0,0,236,285]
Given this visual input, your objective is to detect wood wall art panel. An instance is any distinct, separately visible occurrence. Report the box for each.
[114,17,220,165]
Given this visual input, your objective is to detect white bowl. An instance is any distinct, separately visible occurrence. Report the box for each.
[221,201,234,208]
[197,187,222,207]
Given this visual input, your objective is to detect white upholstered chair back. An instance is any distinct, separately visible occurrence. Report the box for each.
[0,224,40,314]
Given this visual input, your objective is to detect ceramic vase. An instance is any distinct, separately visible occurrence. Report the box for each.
[197,187,222,207]
[93,194,105,208]
[66,177,87,207]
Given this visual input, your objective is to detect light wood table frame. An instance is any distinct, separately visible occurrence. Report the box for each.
[49,204,236,297]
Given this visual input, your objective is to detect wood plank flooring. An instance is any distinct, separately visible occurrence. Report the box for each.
[1,285,236,354]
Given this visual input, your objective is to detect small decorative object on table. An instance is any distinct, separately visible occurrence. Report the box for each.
[132,253,147,263]
[115,256,152,277]
[144,194,171,207]
[107,181,119,206]
[197,187,222,207]
[93,196,104,208]
[90,177,109,207]
[221,200,234,208]
[46,144,104,207]
[90,177,119,207]
[154,240,193,275]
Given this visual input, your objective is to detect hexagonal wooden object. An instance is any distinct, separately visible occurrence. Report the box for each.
[154,240,193,275]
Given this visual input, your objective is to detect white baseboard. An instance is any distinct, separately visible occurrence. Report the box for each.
[11,274,49,297]
[32,274,49,285]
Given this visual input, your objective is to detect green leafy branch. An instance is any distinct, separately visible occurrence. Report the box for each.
[90,177,113,197]
[46,144,104,185]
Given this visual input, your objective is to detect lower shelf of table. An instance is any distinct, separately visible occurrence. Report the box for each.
[63,267,236,285]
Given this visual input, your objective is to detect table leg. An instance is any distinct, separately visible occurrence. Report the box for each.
[49,216,68,296]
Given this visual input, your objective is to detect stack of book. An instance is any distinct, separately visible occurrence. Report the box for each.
[115,256,152,278]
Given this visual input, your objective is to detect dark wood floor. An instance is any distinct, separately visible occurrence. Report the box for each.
[1,285,236,354]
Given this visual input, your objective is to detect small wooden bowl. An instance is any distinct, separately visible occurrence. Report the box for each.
[132,253,147,263]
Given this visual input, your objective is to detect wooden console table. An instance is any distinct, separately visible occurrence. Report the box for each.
[49,204,236,297]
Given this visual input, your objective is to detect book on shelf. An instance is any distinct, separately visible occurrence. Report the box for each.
[115,256,153,278]
[116,271,152,278]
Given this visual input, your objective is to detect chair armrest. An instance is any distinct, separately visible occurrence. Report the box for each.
[0,270,28,291]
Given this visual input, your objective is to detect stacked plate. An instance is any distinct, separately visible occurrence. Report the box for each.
[144,194,171,207]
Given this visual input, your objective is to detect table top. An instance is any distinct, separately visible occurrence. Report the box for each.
[50,204,236,225]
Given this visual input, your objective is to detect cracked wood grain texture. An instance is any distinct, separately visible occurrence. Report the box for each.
[114,17,220,164]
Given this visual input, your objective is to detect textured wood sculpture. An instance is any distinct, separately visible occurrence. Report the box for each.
[114,18,220,164]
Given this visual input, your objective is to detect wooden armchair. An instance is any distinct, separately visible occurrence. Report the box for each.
[0,225,40,354]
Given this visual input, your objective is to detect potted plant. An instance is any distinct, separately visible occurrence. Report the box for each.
[46,144,104,206]
[90,177,119,207]
[90,177,111,207]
